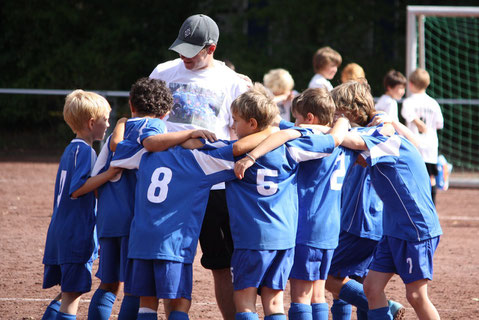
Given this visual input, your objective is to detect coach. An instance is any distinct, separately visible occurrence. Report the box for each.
[149,14,249,320]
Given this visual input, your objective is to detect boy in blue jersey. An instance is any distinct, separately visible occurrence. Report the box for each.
[325,82,404,320]
[88,77,217,320]
[230,85,350,320]
[41,90,122,320]
[271,88,357,320]
[336,81,442,320]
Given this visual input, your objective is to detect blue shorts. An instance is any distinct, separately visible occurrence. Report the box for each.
[289,244,333,281]
[231,248,294,291]
[96,236,129,283]
[124,259,192,300]
[369,236,440,284]
[43,259,94,293]
[329,231,379,278]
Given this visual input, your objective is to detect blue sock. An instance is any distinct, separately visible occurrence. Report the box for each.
[368,306,392,320]
[87,289,116,320]
[356,309,368,320]
[330,299,352,320]
[264,314,286,320]
[235,312,260,320]
[56,312,76,320]
[169,311,189,320]
[137,312,158,320]
[311,303,329,320]
[118,295,140,320]
[41,300,61,320]
[338,279,369,312]
[288,302,312,320]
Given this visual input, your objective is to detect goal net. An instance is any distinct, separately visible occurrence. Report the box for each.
[406,6,479,172]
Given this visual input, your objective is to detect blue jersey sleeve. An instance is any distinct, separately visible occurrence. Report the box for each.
[285,130,336,163]
[138,118,167,143]
[69,144,94,196]
[356,126,400,167]
[279,119,295,129]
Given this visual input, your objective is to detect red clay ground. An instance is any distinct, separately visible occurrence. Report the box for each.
[0,161,478,319]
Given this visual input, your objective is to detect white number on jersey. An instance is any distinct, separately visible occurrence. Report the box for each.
[330,153,346,190]
[406,257,413,274]
[56,170,67,207]
[257,168,278,196]
[147,167,173,203]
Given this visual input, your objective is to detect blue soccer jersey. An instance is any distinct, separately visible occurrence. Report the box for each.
[43,139,98,265]
[92,118,166,238]
[280,120,357,249]
[110,140,236,263]
[226,129,337,251]
[358,127,443,241]
[340,127,384,241]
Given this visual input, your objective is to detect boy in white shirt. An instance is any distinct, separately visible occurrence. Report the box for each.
[308,46,342,91]
[375,70,407,123]
[401,68,444,203]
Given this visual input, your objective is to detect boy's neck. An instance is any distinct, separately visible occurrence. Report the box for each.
[75,131,94,146]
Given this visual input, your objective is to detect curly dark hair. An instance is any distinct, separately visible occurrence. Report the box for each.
[129,77,173,117]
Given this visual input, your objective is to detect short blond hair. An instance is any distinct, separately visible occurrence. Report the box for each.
[341,63,366,83]
[263,68,295,96]
[331,81,375,127]
[313,46,342,73]
[292,88,335,126]
[231,83,279,130]
[409,68,430,90]
[63,90,111,133]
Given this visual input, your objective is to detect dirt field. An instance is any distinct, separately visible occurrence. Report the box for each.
[0,161,478,319]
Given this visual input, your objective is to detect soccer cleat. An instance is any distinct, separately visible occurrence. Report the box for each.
[388,300,406,320]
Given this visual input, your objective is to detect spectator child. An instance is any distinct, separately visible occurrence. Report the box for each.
[308,46,342,91]
[340,63,366,83]
[401,68,444,204]
[263,68,297,121]
[375,70,407,123]
[41,90,121,320]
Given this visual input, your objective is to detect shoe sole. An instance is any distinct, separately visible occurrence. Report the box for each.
[393,307,406,320]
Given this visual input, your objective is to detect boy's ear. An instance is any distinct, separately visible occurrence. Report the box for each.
[306,112,315,123]
[87,118,95,130]
[249,117,258,129]
[129,100,136,113]
[207,44,216,55]
[158,111,170,120]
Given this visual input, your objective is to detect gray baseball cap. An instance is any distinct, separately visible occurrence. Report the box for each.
[169,14,219,59]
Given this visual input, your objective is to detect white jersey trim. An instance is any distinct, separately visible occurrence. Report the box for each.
[111,148,148,170]
[287,146,330,163]
[192,149,234,175]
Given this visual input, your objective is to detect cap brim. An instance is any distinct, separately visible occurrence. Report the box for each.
[169,38,204,59]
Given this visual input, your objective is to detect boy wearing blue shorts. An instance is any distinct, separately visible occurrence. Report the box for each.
[88,77,217,320]
[271,88,357,320]
[42,90,121,320]
[232,85,350,320]
[337,81,442,320]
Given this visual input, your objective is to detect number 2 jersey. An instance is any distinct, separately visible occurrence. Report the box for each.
[43,139,98,265]
[91,117,166,238]
[110,140,236,263]
[226,128,338,251]
[358,127,442,242]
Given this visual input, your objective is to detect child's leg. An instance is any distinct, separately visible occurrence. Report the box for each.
[289,279,313,320]
[41,293,62,320]
[118,293,140,320]
[261,287,286,319]
[167,298,191,320]
[137,296,158,320]
[87,282,120,320]
[330,299,352,320]
[234,287,258,313]
[311,280,328,320]
[405,279,440,319]
[59,292,82,315]
[363,270,394,310]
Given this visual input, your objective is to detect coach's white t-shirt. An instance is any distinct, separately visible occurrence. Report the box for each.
[150,58,248,140]
[375,94,399,123]
[401,92,444,164]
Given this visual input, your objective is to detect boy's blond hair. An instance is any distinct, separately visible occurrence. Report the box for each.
[313,46,342,73]
[292,88,335,126]
[331,81,375,127]
[409,68,430,90]
[63,90,111,133]
[231,83,279,130]
[263,68,295,96]
[341,63,366,83]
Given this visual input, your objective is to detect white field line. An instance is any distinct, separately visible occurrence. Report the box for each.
[439,215,479,221]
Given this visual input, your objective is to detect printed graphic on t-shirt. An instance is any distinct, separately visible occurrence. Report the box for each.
[168,83,225,131]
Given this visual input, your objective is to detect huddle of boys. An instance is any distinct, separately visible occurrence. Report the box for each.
[40,15,442,320]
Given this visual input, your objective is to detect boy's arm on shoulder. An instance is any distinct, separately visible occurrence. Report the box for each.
[143,129,216,152]
[180,138,205,149]
[232,126,279,157]
[110,117,127,151]
[329,117,350,147]
[71,166,123,198]
[341,132,368,151]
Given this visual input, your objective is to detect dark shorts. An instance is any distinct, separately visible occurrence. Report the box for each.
[43,259,94,293]
[199,189,234,270]
[96,236,129,283]
[425,162,438,177]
